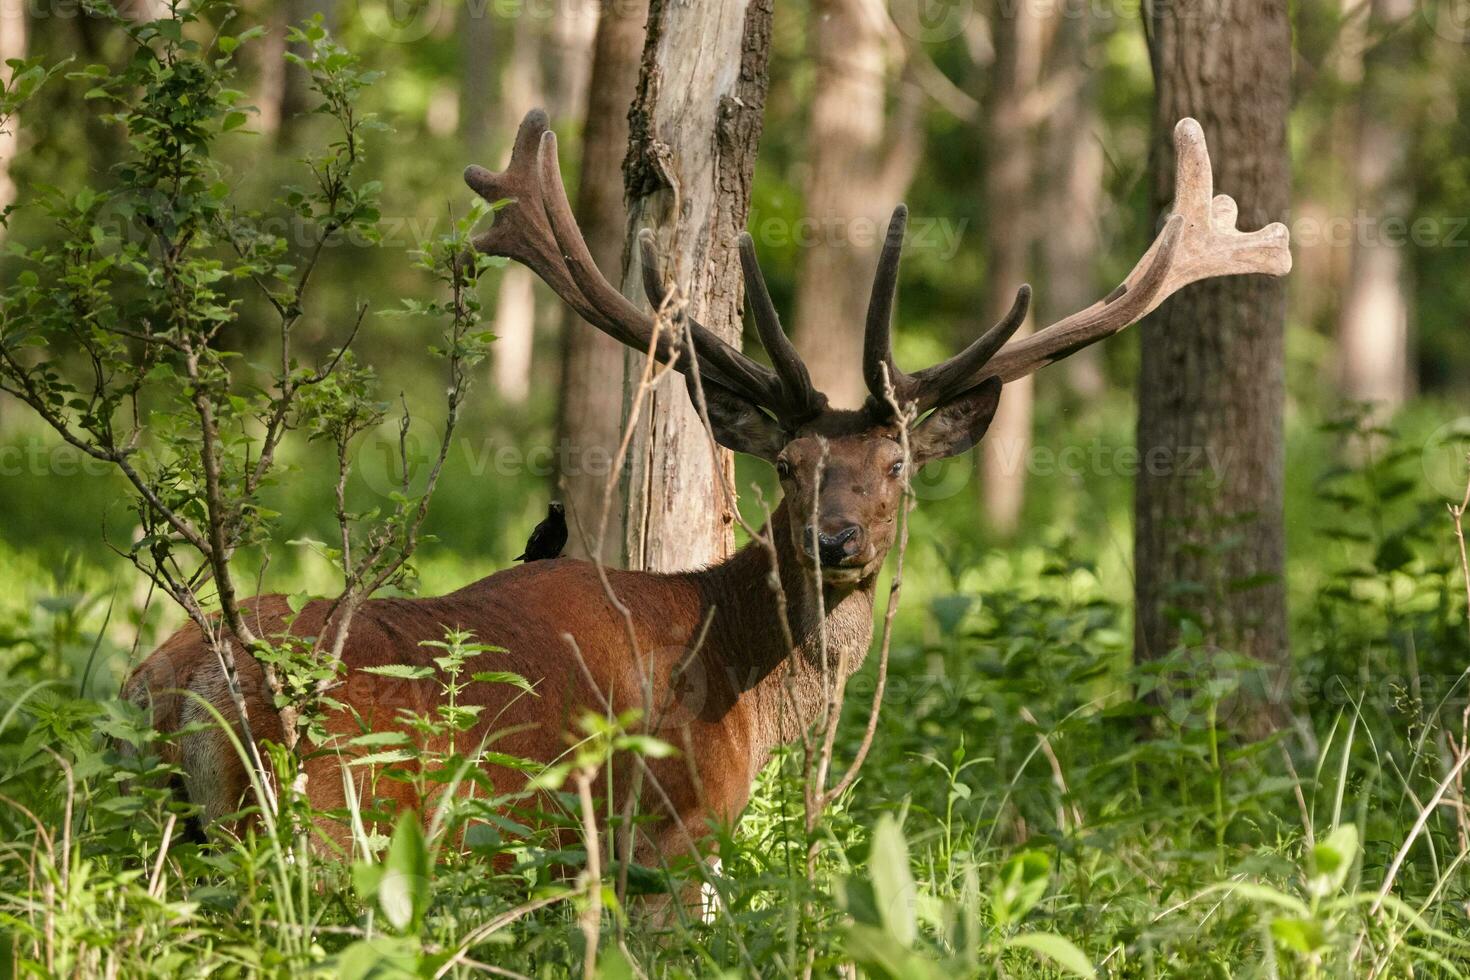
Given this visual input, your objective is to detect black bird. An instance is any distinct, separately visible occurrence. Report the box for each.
[516,501,568,562]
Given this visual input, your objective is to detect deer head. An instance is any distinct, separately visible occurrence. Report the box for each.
[464,111,1291,584]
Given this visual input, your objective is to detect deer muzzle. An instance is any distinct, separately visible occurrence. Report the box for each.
[803,524,864,569]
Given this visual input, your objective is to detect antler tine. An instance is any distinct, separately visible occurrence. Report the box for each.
[862,205,916,409]
[738,233,825,421]
[983,117,1291,383]
[905,285,1032,413]
[465,109,783,410]
[536,129,785,408]
[464,110,610,334]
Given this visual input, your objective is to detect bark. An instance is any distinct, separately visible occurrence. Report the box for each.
[0,4,27,226]
[977,0,1043,535]
[489,13,544,406]
[555,0,649,560]
[791,0,920,409]
[1136,0,1292,732]
[1038,7,1105,399]
[1336,0,1415,409]
[619,0,774,572]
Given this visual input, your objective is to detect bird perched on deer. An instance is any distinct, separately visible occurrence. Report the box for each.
[515,500,567,562]
[122,109,1291,887]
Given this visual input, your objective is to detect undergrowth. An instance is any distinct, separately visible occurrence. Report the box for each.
[1,410,1468,977]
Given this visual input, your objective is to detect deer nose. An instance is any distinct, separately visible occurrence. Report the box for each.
[803,525,862,567]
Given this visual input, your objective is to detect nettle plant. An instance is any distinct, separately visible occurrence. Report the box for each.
[0,3,491,802]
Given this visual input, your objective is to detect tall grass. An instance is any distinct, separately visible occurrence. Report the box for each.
[1,411,1468,977]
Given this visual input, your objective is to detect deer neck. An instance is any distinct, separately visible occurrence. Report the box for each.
[690,500,878,763]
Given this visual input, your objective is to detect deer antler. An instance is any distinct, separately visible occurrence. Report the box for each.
[861,117,1291,414]
[985,117,1291,383]
[861,205,1032,415]
[464,109,806,418]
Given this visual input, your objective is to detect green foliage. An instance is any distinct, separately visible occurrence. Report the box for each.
[2,2,1470,978]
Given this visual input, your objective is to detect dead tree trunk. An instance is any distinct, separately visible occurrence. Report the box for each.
[978,0,1042,535]
[1136,0,1292,732]
[619,0,774,572]
[791,0,920,409]
[555,0,649,560]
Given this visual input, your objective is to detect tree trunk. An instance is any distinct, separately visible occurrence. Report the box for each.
[491,267,536,404]
[1038,6,1105,399]
[791,0,920,409]
[0,5,27,227]
[977,0,1042,535]
[458,0,496,156]
[1336,0,1415,409]
[274,0,317,147]
[555,0,649,560]
[1136,0,1292,732]
[545,0,598,124]
[490,13,544,406]
[619,0,774,572]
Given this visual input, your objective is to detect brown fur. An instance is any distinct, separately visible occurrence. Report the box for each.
[124,402,1000,867]
[124,499,873,861]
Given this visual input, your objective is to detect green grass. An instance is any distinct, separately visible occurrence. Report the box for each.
[1,402,1469,978]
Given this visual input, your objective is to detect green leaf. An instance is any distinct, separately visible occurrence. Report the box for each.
[842,923,946,980]
[1308,824,1359,897]
[346,730,411,748]
[1005,932,1096,978]
[349,749,417,767]
[868,814,917,947]
[334,936,419,980]
[992,850,1050,927]
[378,811,429,932]
[614,734,677,758]
[1374,535,1414,573]
[361,664,434,680]
[1271,916,1326,954]
[469,670,537,695]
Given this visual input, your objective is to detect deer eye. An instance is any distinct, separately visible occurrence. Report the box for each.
[776,458,793,480]
[888,459,904,478]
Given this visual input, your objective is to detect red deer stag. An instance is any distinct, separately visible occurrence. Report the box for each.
[125,110,1290,864]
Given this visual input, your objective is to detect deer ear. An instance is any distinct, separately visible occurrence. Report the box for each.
[687,375,787,461]
[909,376,1003,464]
